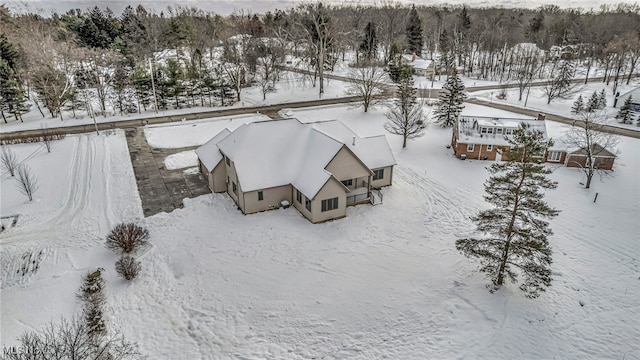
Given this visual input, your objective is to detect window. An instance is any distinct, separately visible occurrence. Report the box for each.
[487,128,494,134]
[258,191,263,201]
[321,197,339,212]
[505,128,513,135]
[296,190,302,203]
[547,151,562,162]
[481,127,488,134]
[341,179,353,187]
[373,169,384,180]
[232,182,237,195]
[467,144,475,152]
[305,197,311,211]
[225,156,230,166]
[487,144,493,151]
[496,128,503,135]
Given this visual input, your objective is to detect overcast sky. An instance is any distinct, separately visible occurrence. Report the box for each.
[5,0,627,16]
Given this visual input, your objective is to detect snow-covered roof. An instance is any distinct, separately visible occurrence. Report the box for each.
[616,87,640,108]
[411,59,433,70]
[216,119,343,197]
[195,128,232,171]
[311,120,396,169]
[456,116,548,147]
[204,119,396,198]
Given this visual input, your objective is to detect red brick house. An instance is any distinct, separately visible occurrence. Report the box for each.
[451,115,616,170]
[564,144,616,170]
[451,115,549,161]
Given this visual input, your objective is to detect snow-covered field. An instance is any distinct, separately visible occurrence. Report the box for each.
[1,103,639,358]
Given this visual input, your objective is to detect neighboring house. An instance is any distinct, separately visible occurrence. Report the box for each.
[400,53,435,79]
[451,115,549,161]
[195,119,396,223]
[614,87,640,111]
[450,115,617,170]
[564,143,616,170]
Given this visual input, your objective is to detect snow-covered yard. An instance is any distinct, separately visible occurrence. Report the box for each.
[1,104,639,358]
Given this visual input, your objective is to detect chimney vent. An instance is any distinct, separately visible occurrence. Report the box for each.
[352,136,356,146]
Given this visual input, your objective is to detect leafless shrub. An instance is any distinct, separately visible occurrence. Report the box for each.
[116,255,141,280]
[15,165,39,201]
[1,147,18,176]
[106,223,150,254]
[1,316,143,360]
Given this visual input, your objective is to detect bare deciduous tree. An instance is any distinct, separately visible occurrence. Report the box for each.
[106,223,150,254]
[15,165,38,201]
[1,146,18,176]
[564,111,619,189]
[543,60,580,104]
[345,64,387,112]
[42,127,53,153]
[1,316,143,360]
[385,102,428,148]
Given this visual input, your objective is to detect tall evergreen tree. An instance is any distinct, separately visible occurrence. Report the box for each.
[615,95,634,124]
[359,21,378,60]
[586,90,600,112]
[571,95,584,114]
[458,6,471,32]
[598,89,607,109]
[434,72,466,127]
[456,124,559,298]
[406,5,422,54]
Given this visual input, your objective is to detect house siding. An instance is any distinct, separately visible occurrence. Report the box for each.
[292,186,313,222]
[225,156,244,212]
[211,160,227,193]
[243,185,292,214]
[310,178,347,223]
[371,166,393,188]
[566,155,615,170]
[325,146,371,181]
[544,150,567,164]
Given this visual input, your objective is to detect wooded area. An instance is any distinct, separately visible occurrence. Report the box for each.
[0,2,638,122]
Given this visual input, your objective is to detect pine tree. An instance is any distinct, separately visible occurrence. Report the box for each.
[434,72,467,127]
[131,66,151,113]
[615,95,634,124]
[384,75,426,148]
[456,124,559,298]
[586,91,599,112]
[359,21,378,61]
[598,89,607,109]
[406,5,423,55]
[77,269,107,337]
[571,95,584,114]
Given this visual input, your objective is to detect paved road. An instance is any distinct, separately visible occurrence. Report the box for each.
[0,95,361,140]
[1,69,637,140]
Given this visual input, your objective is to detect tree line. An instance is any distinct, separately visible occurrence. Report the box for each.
[0,2,639,122]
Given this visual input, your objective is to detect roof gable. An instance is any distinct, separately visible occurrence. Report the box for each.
[195,128,231,171]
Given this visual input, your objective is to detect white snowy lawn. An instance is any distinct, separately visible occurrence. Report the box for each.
[1,104,639,359]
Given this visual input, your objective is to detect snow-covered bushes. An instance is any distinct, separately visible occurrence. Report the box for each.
[105,223,149,254]
[77,269,106,337]
[116,255,141,280]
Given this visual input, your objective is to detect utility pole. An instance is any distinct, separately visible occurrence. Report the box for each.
[149,58,159,114]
